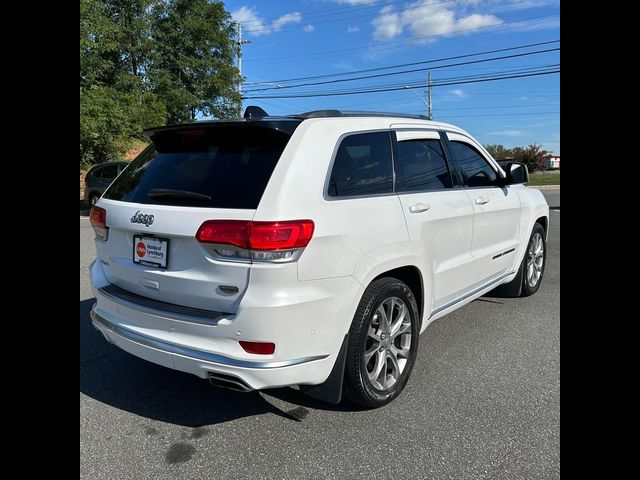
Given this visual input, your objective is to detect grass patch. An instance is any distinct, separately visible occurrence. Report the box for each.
[527,172,560,186]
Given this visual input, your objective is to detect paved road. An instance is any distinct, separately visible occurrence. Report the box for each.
[80,190,559,479]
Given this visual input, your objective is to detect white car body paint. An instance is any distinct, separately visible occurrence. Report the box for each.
[89,114,549,392]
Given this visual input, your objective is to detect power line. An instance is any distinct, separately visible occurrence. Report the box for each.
[243,48,559,93]
[435,111,560,118]
[433,102,559,111]
[242,69,560,99]
[245,12,559,65]
[282,64,560,97]
[245,39,559,85]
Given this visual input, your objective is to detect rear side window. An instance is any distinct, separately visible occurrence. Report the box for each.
[328,132,393,197]
[449,141,497,187]
[103,125,294,209]
[396,139,452,192]
[94,165,118,179]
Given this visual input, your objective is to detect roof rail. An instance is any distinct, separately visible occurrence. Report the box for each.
[294,109,429,120]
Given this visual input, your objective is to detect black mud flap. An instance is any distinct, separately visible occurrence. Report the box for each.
[300,334,348,404]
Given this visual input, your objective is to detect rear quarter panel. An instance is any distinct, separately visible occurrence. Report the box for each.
[255,118,411,282]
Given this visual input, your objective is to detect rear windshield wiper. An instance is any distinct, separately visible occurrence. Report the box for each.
[147,189,212,200]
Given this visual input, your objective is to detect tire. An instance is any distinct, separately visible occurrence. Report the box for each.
[520,222,546,297]
[343,277,420,408]
[490,222,546,298]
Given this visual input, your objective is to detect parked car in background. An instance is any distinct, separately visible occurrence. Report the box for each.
[84,161,130,206]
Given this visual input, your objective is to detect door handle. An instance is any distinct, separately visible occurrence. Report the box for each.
[409,203,431,213]
[474,197,489,205]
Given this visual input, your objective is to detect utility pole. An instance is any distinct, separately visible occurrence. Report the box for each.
[426,72,433,120]
[236,22,251,97]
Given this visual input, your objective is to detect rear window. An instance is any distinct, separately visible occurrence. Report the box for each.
[103,125,295,209]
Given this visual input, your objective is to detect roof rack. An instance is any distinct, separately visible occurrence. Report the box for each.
[294,109,430,120]
[241,106,430,121]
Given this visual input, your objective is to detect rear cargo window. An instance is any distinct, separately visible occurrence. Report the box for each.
[103,125,295,209]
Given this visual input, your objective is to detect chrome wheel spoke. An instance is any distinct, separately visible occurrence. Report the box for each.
[368,325,381,342]
[390,344,410,359]
[364,343,379,361]
[389,303,407,337]
[391,322,410,340]
[376,304,389,333]
[386,352,400,388]
[368,350,386,387]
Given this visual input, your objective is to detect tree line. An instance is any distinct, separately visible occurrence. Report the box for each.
[484,144,552,172]
[80,0,240,167]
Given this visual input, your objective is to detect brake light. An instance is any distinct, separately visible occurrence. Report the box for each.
[239,341,275,355]
[89,206,109,240]
[196,220,250,248]
[196,220,314,251]
[250,221,315,250]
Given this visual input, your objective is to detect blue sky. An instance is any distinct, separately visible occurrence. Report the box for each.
[226,0,560,154]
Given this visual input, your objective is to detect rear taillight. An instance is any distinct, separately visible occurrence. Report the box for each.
[195,220,251,248]
[89,206,109,241]
[239,341,276,355]
[196,220,314,263]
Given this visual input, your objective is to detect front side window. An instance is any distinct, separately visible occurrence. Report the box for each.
[396,139,452,192]
[328,132,393,197]
[449,141,497,187]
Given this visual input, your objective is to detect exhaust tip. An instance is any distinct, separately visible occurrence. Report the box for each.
[207,372,253,392]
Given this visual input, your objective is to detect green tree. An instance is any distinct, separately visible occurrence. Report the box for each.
[80,0,240,166]
[150,0,241,123]
[484,144,513,160]
[511,144,550,172]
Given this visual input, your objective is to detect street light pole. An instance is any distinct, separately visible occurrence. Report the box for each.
[403,85,429,115]
[427,72,433,120]
[236,22,251,98]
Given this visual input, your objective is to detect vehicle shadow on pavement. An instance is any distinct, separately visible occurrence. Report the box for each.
[80,299,358,426]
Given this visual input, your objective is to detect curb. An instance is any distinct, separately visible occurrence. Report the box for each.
[530,185,560,190]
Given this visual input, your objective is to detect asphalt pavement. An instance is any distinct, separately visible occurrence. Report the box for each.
[80,188,559,480]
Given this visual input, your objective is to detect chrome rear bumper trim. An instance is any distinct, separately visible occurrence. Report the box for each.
[90,307,329,369]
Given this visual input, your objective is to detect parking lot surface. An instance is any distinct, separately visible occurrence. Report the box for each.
[80,190,559,480]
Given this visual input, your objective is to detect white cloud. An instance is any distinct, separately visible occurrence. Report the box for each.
[347,25,360,33]
[232,7,301,36]
[303,24,315,32]
[450,89,466,97]
[487,130,529,137]
[272,12,302,31]
[371,6,403,40]
[371,1,502,41]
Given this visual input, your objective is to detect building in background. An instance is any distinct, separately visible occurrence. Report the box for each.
[547,155,560,169]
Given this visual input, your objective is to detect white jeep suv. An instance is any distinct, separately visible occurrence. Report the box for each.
[89,108,548,408]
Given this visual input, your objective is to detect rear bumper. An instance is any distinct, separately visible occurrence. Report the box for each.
[89,259,363,390]
[91,306,338,390]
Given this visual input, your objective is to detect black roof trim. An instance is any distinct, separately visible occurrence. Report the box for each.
[142,108,432,139]
[293,110,430,120]
[143,118,302,138]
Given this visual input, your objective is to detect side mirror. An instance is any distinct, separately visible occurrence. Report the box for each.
[504,162,529,185]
